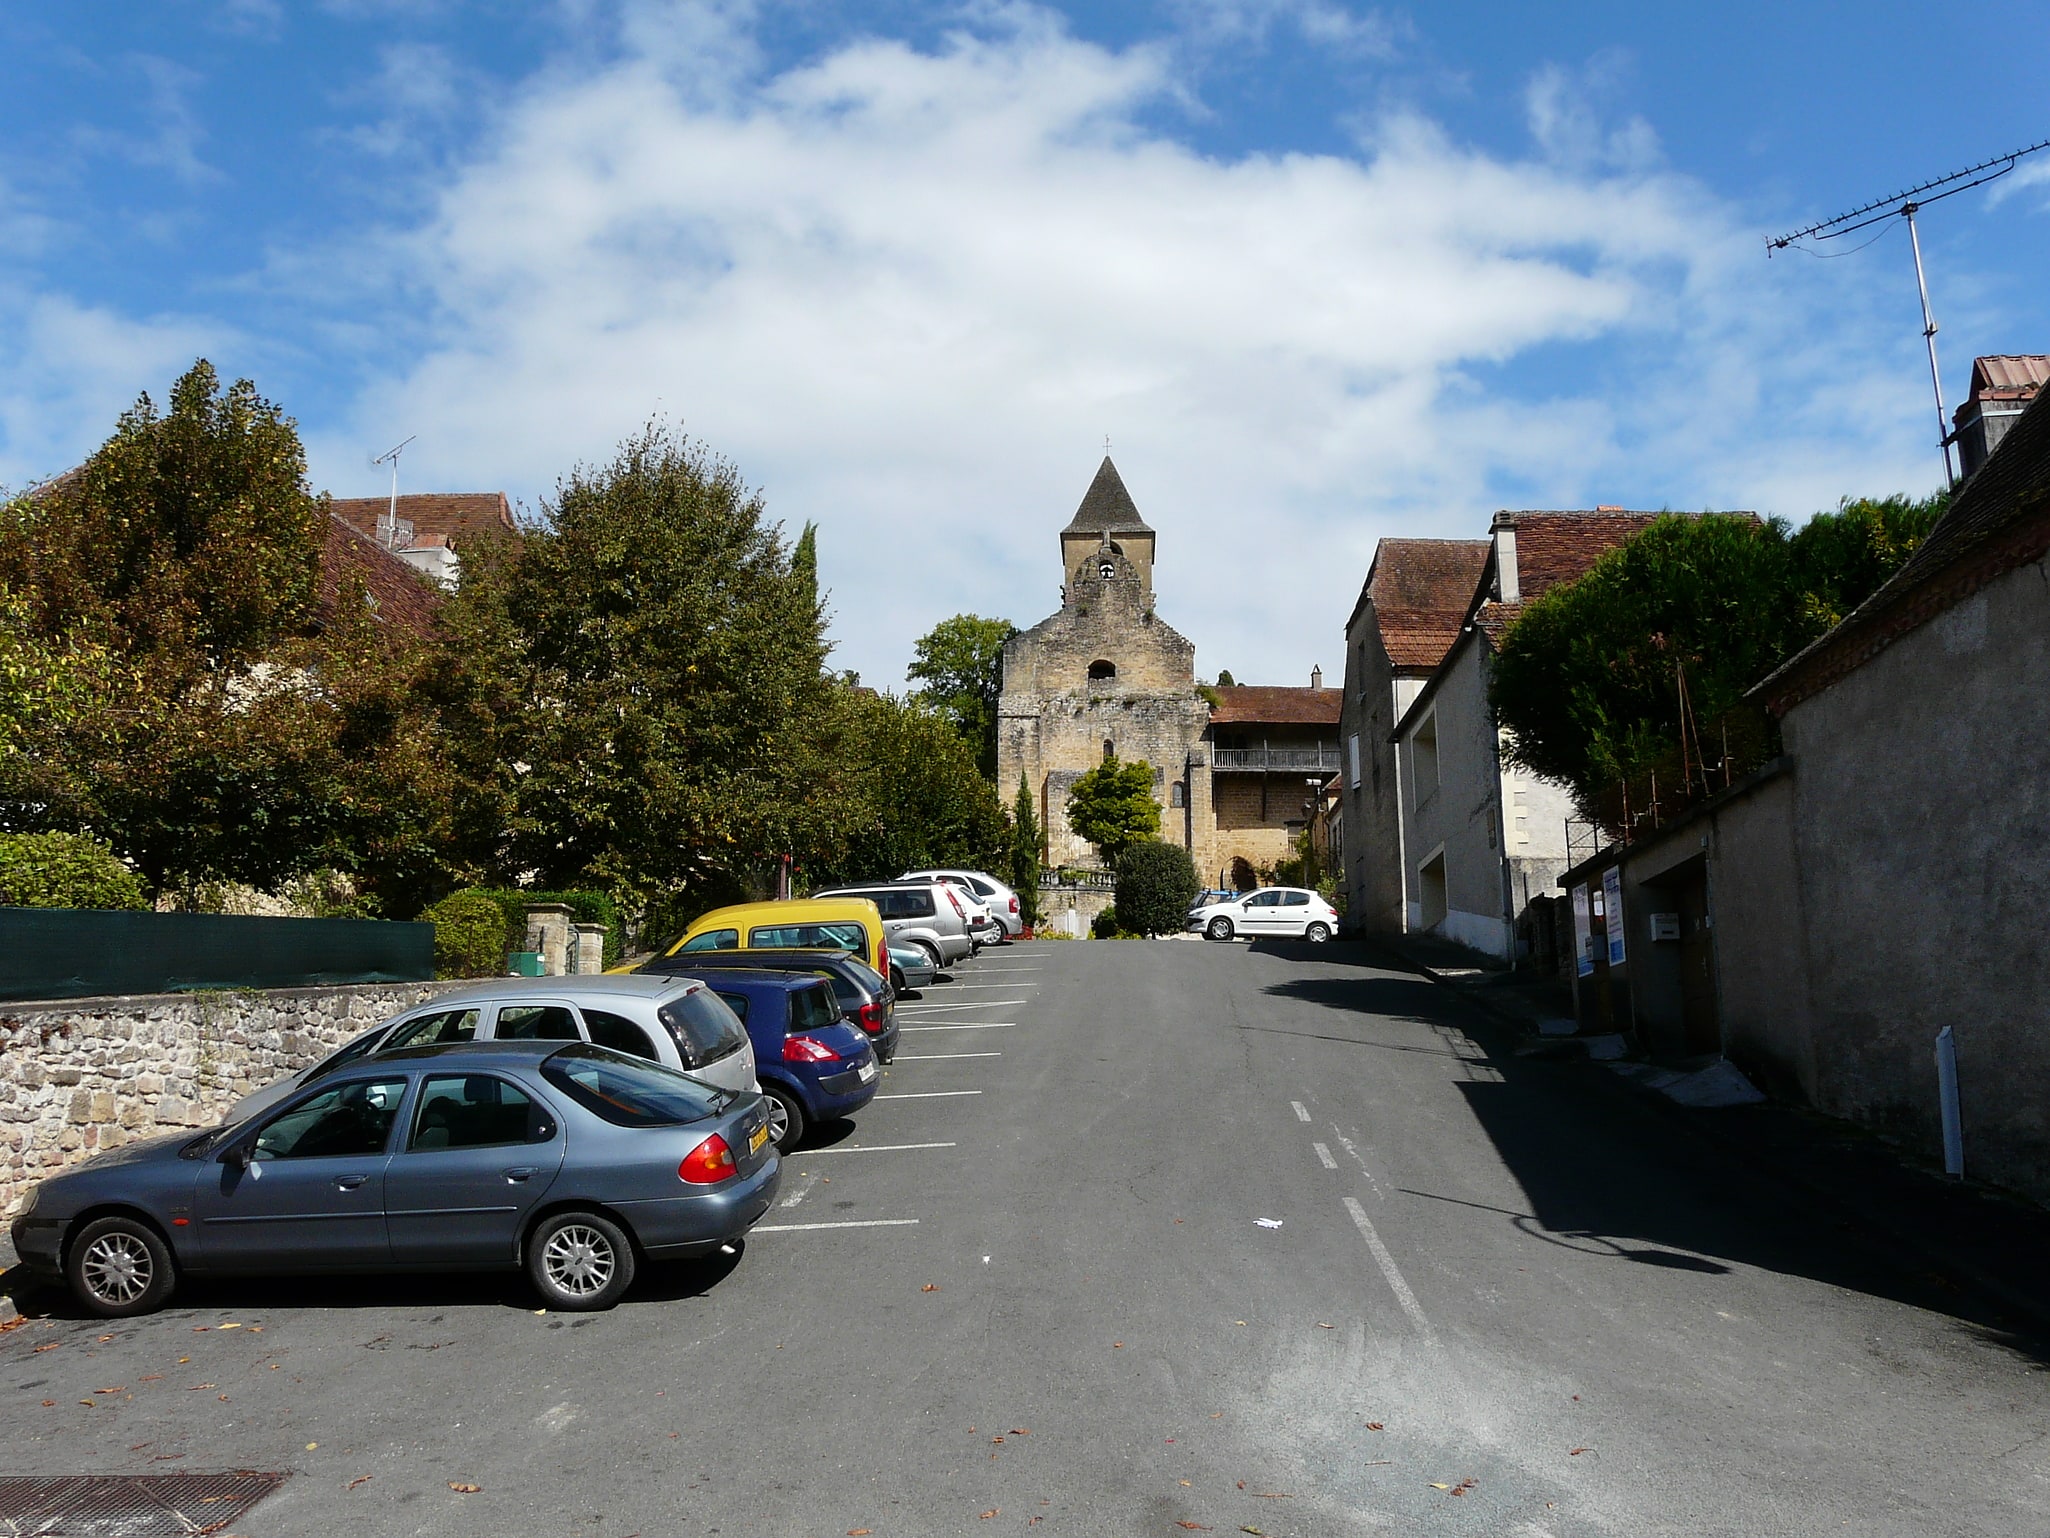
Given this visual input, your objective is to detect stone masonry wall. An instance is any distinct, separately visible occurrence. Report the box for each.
[0,981,463,1219]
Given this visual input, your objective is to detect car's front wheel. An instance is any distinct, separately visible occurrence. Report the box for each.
[1207,916,1234,942]
[67,1215,176,1318]
[913,940,942,971]
[1305,922,1332,943]
[527,1209,636,1311]
[763,1083,806,1153]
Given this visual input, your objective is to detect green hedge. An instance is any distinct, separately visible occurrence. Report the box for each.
[423,889,516,979]
[1113,841,1200,937]
[0,832,148,911]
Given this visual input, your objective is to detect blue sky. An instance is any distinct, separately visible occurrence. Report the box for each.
[4,2,2046,687]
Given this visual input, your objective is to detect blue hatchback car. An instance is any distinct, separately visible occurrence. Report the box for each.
[675,971,879,1151]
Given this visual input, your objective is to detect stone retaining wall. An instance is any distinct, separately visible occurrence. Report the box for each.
[0,981,464,1219]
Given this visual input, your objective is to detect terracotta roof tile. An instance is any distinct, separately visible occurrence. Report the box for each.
[318,513,443,640]
[1351,539,1489,672]
[1208,685,1343,725]
[1498,510,1668,600]
[1967,355,2050,399]
[329,492,516,552]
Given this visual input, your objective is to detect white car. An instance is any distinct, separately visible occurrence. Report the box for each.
[900,869,1025,939]
[1188,887,1339,943]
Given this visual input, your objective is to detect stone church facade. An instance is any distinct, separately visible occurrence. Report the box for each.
[997,459,1341,894]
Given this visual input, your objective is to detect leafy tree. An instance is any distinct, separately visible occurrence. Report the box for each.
[1113,839,1199,936]
[792,520,819,614]
[1215,669,1236,687]
[907,613,1015,780]
[1008,774,1041,927]
[436,422,840,911]
[0,831,147,910]
[1490,499,1940,826]
[1065,753,1159,860]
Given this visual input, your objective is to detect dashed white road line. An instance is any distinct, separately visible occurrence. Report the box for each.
[809,1141,958,1154]
[1291,1101,1312,1122]
[892,1052,1002,1060]
[900,1023,1011,1032]
[1342,1196,1437,1345]
[754,1219,922,1233]
[1313,1141,1339,1170]
[876,1090,984,1099]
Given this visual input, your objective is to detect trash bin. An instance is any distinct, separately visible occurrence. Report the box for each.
[507,950,544,977]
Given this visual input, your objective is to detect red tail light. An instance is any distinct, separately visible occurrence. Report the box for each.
[876,939,889,973]
[783,1034,840,1063]
[1008,896,1018,913]
[679,1134,738,1184]
[944,887,965,916]
[857,1001,884,1033]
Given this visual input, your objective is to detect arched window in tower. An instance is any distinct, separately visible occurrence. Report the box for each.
[1171,781,1186,808]
[1098,558,1116,579]
[1103,737,1116,759]
[1088,659,1117,682]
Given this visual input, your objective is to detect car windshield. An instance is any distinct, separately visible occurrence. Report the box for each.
[540,1044,730,1127]
[658,989,751,1070]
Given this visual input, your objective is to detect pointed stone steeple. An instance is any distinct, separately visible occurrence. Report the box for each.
[1061,457,1155,597]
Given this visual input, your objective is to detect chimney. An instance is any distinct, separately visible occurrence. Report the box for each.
[1311,665,1323,689]
[1492,515,1520,604]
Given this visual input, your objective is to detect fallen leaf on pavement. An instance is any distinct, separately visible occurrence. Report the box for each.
[216,1323,242,1330]
[922,1284,940,1292]
[1365,1422,1384,1431]
[1429,1484,1450,1491]
[1233,1321,1246,1327]
[305,1443,318,1451]
[1176,1523,1210,1531]
[98,1334,114,1342]
[1569,1447,1591,1456]
[34,1343,60,1353]
[1249,1492,1292,1499]
[1316,1323,1334,1330]
[347,1476,373,1490]
[1179,1480,1192,1487]
[1010,1429,1029,1436]
[188,1384,216,1390]
[1240,1527,1265,1535]
[848,1529,871,1534]
[41,1400,55,1407]
[93,1387,125,1394]
[140,1375,163,1382]
[177,1358,189,1364]
[979,1509,998,1519]
[448,1482,481,1494]
[1113,1342,1123,1349]
[217,1394,229,1402]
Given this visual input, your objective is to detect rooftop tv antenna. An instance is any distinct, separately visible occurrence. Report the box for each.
[370,435,416,549]
[1768,138,2050,488]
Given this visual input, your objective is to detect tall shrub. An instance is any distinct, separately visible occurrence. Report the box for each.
[1113,841,1199,937]
[425,889,514,979]
[0,832,147,910]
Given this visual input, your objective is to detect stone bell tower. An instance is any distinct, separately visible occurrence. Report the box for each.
[996,459,1211,879]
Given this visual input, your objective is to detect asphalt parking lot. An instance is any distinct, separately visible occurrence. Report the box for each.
[4,938,2049,1536]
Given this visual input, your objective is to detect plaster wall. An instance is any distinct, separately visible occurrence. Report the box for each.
[1702,770,1816,1097]
[1774,559,2050,1197]
[1340,616,1413,934]
[1398,637,1512,956]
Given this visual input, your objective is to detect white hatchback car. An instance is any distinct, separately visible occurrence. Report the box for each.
[222,976,760,1129]
[1188,887,1340,943]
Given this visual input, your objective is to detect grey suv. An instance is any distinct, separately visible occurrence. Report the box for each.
[813,882,973,968]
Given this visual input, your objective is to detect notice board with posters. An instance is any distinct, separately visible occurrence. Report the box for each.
[1572,882,1594,977]
[1603,866,1626,966]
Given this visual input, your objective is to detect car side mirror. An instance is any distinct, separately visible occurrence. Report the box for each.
[221,1142,252,1170]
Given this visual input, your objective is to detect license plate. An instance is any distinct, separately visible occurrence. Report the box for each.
[858,1060,878,1083]
[749,1122,770,1155]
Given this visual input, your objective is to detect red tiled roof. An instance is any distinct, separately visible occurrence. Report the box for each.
[1349,539,1488,672]
[1967,355,2050,400]
[329,492,515,551]
[1208,685,1343,725]
[1473,509,1674,643]
[318,513,442,639]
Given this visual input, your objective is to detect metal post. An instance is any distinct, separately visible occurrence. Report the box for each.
[1903,204,1957,489]
[1934,1026,1965,1178]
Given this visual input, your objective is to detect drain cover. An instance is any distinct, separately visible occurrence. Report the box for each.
[0,1472,288,1536]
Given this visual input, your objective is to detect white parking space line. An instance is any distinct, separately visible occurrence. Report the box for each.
[1342,1196,1438,1345]
[892,1052,1001,1060]
[935,983,1039,990]
[1313,1142,1339,1170]
[809,1141,958,1154]
[898,1000,1027,1011]
[777,1171,822,1209]
[1291,1101,1312,1122]
[753,1219,922,1233]
[876,1090,984,1099]
[900,1023,1011,1032]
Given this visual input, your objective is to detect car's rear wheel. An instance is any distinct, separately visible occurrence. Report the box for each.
[1305,922,1332,943]
[527,1209,636,1311]
[763,1083,806,1153]
[1207,916,1234,942]
[67,1215,176,1317]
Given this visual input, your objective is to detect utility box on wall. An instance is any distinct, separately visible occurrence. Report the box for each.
[1650,912,1682,942]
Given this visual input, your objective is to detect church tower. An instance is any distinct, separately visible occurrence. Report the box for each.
[997,459,1212,878]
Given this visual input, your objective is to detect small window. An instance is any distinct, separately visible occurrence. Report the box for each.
[1412,711,1440,805]
[713,991,750,1023]
[493,1005,581,1041]
[658,989,751,1069]
[1088,660,1116,681]
[409,1074,542,1151]
[788,983,842,1035]
[254,1078,408,1161]
[1171,781,1185,808]
[385,1008,481,1051]
[1348,733,1362,790]
[583,1009,663,1061]
[679,928,738,952]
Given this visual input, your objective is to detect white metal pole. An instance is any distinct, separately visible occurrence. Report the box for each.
[1903,204,1957,489]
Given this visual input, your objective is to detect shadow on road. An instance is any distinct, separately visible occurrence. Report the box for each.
[1245,939,2050,1365]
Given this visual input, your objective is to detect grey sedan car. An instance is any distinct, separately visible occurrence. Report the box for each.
[9,1041,780,1317]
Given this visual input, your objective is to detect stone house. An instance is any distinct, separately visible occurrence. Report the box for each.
[1587,386,2050,1200]
[1337,538,1489,933]
[997,459,1340,887]
[328,491,517,591]
[1393,511,1663,958]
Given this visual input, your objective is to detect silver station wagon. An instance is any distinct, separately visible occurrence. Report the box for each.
[225,976,759,1130]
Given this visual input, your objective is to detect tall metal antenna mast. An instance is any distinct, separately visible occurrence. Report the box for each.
[370,435,416,549]
[1767,137,2050,489]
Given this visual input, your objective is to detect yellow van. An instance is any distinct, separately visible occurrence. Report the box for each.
[667,898,889,979]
